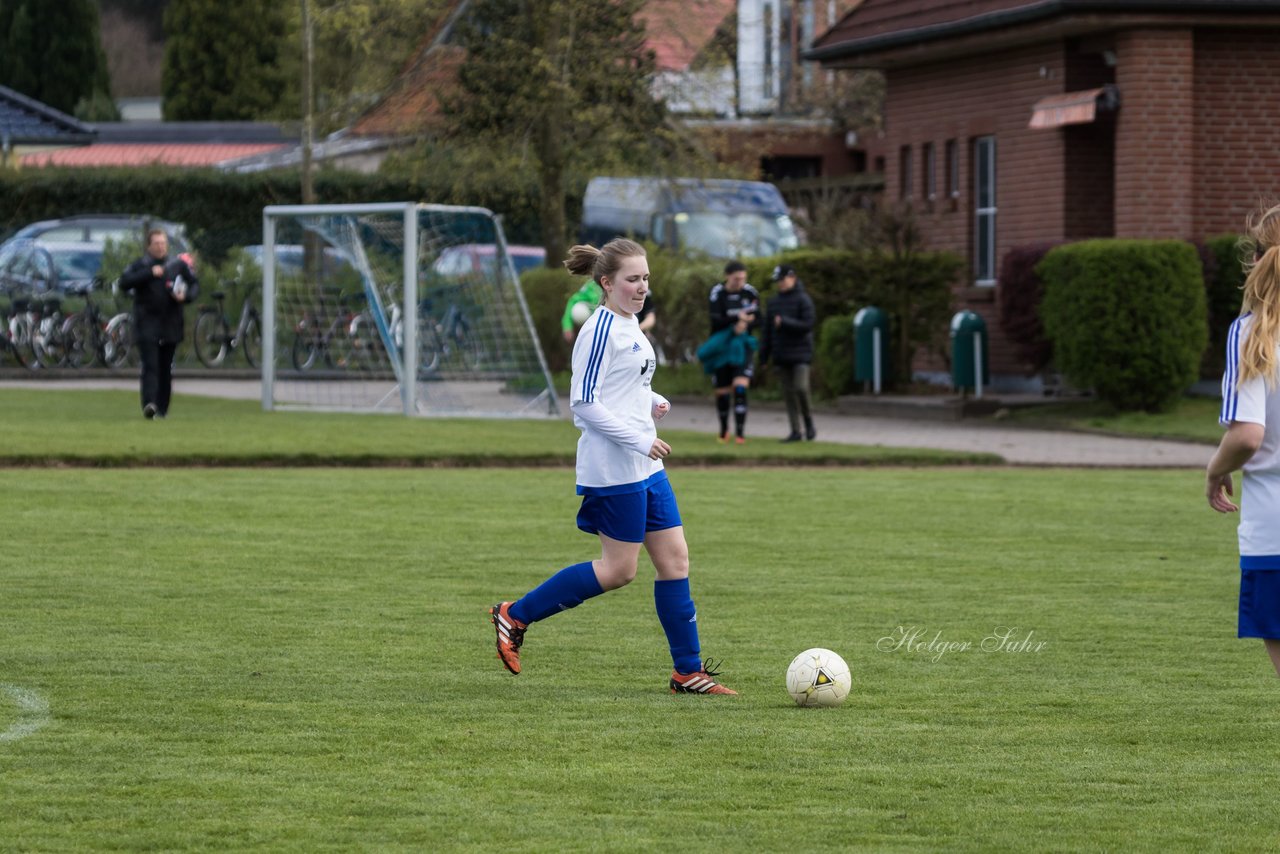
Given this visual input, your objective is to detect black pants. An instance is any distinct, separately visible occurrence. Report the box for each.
[138,339,177,414]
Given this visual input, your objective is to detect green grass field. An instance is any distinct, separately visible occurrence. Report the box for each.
[2,466,1277,851]
[1006,397,1223,444]
[0,389,996,467]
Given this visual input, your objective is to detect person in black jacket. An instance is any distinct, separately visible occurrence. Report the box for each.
[761,264,816,442]
[118,229,198,419]
[707,260,760,443]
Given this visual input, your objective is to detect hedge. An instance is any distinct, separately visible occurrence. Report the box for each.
[995,243,1058,374]
[1039,239,1207,412]
[1200,234,1246,379]
[0,166,566,258]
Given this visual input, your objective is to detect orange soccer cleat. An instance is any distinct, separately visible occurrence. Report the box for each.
[669,659,738,695]
[489,601,527,675]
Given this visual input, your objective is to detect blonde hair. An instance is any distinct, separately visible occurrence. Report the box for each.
[564,238,646,287]
[1239,204,1280,387]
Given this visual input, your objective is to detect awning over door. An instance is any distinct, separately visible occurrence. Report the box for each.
[1029,86,1118,130]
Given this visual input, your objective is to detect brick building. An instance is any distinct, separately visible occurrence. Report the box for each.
[810,0,1280,383]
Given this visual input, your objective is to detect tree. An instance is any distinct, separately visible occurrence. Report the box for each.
[0,0,115,115]
[445,0,672,265]
[161,0,289,120]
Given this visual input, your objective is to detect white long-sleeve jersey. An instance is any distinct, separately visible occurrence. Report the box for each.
[570,305,667,494]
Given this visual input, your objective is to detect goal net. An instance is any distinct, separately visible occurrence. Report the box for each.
[260,203,559,418]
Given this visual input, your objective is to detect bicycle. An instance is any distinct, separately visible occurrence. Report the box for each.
[32,292,70,369]
[419,287,485,374]
[0,290,30,368]
[194,284,261,368]
[63,282,131,369]
[291,291,368,371]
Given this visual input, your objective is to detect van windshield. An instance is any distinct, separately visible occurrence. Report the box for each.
[675,212,799,258]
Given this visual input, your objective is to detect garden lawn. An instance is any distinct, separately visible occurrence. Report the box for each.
[1,467,1275,851]
[1005,397,1223,445]
[0,389,996,466]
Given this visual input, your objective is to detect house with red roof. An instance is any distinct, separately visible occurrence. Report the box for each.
[810,0,1280,382]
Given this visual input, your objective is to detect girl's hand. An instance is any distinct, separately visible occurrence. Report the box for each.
[653,400,670,420]
[648,438,671,460]
[1207,471,1239,513]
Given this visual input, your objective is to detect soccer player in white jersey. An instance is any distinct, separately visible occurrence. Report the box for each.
[490,238,737,695]
[1209,203,1280,678]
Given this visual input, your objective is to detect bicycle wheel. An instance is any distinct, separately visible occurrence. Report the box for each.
[33,315,67,368]
[293,328,326,371]
[241,314,262,368]
[452,319,485,371]
[417,318,442,377]
[348,312,385,371]
[10,314,37,370]
[105,314,135,369]
[193,310,229,368]
[63,313,98,368]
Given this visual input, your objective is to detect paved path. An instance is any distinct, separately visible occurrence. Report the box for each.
[0,378,1213,467]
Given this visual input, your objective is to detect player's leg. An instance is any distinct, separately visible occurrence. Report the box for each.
[732,369,751,442]
[137,338,160,418]
[491,491,644,675]
[795,363,816,440]
[643,478,736,694]
[713,365,732,440]
[1265,639,1280,677]
[156,340,177,416]
[778,364,801,441]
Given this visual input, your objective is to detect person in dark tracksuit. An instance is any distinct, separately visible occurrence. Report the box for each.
[707,260,760,443]
[760,264,816,442]
[118,229,198,419]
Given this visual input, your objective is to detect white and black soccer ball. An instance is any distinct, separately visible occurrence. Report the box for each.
[786,648,851,708]
[570,301,593,326]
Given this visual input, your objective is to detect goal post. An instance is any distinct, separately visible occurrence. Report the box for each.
[260,202,560,418]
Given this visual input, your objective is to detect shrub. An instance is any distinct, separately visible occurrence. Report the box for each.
[996,243,1058,373]
[1200,233,1246,378]
[814,313,855,399]
[1039,240,1208,412]
[518,266,579,374]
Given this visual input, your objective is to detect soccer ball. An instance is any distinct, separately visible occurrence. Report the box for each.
[786,648,851,708]
[571,301,593,326]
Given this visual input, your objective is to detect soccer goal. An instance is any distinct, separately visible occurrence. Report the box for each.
[260,203,560,418]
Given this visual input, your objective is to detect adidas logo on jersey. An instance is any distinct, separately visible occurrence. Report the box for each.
[631,342,642,352]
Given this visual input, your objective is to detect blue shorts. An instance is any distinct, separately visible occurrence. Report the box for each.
[1239,569,1280,639]
[576,472,682,543]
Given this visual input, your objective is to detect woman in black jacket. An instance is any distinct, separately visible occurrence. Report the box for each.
[118,229,198,419]
[761,265,816,441]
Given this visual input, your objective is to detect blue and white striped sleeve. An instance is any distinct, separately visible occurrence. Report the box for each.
[1221,316,1266,426]
[571,312,614,404]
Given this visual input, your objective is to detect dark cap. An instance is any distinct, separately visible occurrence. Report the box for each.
[772,264,796,282]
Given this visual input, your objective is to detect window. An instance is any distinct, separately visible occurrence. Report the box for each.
[899,145,912,200]
[763,3,774,100]
[922,142,936,202]
[946,139,959,199]
[974,136,997,285]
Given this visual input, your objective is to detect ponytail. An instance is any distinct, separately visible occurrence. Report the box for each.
[562,238,646,284]
[1239,204,1280,388]
[564,244,602,278]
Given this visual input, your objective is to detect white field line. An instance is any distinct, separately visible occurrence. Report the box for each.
[0,684,50,743]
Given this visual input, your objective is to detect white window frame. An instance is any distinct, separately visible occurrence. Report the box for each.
[974,136,996,286]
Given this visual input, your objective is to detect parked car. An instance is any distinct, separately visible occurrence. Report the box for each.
[579,177,800,259]
[240,244,355,278]
[0,239,101,295]
[431,244,546,280]
[5,214,190,254]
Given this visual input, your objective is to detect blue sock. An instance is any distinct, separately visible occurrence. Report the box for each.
[655,577,702,674]
[509,562,604,625]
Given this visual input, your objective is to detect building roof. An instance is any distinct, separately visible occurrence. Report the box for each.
[21,143,289,168]
[639,0,735,71]
[0,84,95,145]
[94,121,295,144]
[810,0,1280,63]
[351,45,466,137]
